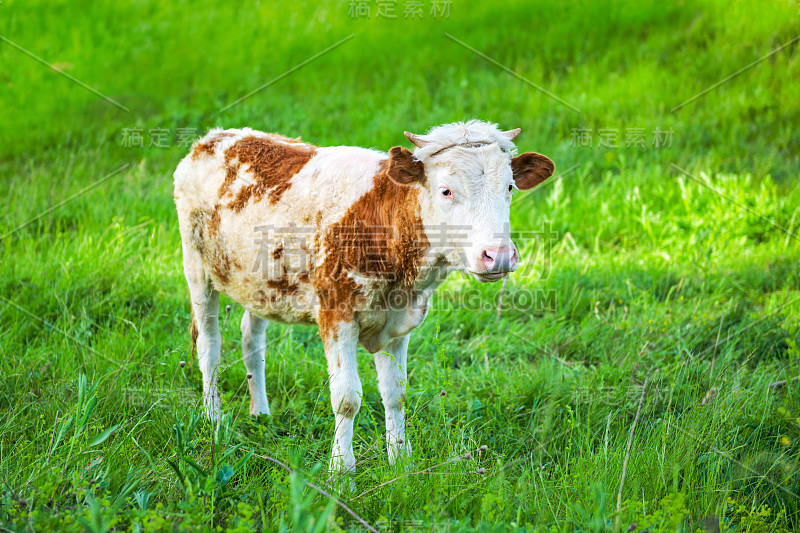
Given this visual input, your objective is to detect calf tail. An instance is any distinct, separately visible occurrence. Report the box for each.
[189,308,198,365]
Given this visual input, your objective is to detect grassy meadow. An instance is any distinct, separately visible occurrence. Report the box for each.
[1,0,800,530]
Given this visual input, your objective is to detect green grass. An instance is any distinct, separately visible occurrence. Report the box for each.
[1,0,799,531]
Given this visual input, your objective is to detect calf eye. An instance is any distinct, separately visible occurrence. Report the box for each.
[441,188,452,198]
[508,184,513,192]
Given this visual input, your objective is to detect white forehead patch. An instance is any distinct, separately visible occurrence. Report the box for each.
[411,120,518,162]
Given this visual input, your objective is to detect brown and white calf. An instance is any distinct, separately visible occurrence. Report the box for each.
[173,120,554,471]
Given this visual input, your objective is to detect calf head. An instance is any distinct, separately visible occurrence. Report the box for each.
[392,120,554,282]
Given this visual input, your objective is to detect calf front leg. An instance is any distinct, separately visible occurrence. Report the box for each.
[241,311,270,415]
[323,321,362,473]
[374,334,411,463]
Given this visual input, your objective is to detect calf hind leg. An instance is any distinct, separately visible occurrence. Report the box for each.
[241,310,270,415]
[183,247,222,421]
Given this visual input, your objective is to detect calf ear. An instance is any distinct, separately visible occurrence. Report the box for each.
[387,146,425,185]
[511,152,555,190]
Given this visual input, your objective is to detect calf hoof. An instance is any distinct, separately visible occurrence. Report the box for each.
[328,458,356,475]
[387,439,412,465]
[327,471,358,494]
[249,399,271,416]
[204,392,221,422]
[392,456,414,472]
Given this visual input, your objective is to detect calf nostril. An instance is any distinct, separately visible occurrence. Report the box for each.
[482,250,495,268]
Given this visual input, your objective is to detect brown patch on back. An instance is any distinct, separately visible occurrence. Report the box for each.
[191,132,235,160]
[218,136,316,212]
[315,158,429,338]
